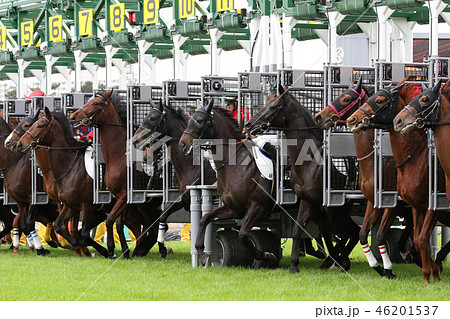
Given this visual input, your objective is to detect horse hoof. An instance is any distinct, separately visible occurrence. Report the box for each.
[29,247,35,253]
[13,247,19,255]
[436,261,444,273]
[263,252,277,263]
[384,269,396,280]
[47,240,59,248]
[319,257,335,269]
[290,267,299,274]
[159,246,167,258]
[108,254,117,260]
[37,248,50,256]
[167,247,173,254]
[123,255,132,260]
[340,258,351,272]
[199,254,209,266]
[374,265,385,277]
[91,253,96,258]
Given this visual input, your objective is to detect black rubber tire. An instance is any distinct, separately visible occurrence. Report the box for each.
[215,230,251,267]
[248,230,281,269]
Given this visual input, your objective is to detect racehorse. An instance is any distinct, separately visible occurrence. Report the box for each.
[393,80,450,272]
[346,81,446,283]
[132,100,216,257]
[69,91,162,258]
[243,86,360,273]
[313,80,415,278]
[0,116,58,255]
[5,111,93,257]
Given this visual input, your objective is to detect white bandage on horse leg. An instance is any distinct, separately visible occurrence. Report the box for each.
[13,228,20,248]
[362,244,379,268]
[157,222,166,244]
[30,230,43,250]
[379,245,392,270]
[26,234,35,248]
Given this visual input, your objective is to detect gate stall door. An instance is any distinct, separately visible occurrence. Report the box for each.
[127,84,168,204]
[3,100,30,205]
[0,101,3,202]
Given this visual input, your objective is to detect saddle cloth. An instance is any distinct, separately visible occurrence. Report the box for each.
[251,135,277,180]
[84,146,95,180]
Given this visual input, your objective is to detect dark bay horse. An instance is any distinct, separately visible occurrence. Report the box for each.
[243,86,360,273]
[346,82,446,283]
[393,80,450,272]
[132,101,216,257]
[314,82,414,278]
[5,112,92,257]
[69,91,162,258]
[0,116,58,255]
[15,108,115,258]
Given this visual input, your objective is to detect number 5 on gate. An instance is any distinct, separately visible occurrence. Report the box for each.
[79,9,93,36]
[21,21,34,46]
[49,15,63,41]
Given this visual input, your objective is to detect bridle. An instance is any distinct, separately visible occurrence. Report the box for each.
[135,108,167,148]
[403,94,441,129]
[358,88,398,128]
[327,88,366,125]
[78,93,111,126]
[24,116,54,149]
[183,109,213,139]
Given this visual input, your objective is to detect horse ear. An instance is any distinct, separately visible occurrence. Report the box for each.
[159,99,164,112]
[149,99,157,109]
[354,76,363,92]
[33,109,40,120]
[104,89,114,100]
[205,99,214,114]
[433,79,442,94]
[421,83,428,92]
[278,82,285,95]
[44,107,52,119]
[390,83,405,95]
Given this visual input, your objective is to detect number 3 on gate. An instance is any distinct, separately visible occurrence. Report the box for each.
[21,21,34,46]
[49,15,63,41]
[79,9,93,36]
[110,3,125,31]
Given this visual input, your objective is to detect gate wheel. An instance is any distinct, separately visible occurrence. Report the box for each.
[214,230,251,267]
[248,230,282,269]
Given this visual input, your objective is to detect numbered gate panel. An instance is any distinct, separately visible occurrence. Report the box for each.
[374,129,399,208]
[429,57,450,84]
[163,80,201,115]
[278,69,325,117]
[201,76,238,107]
[127,85,171,204]
[238,72,277,124]
[323,130,364,206]
[427,129,450,210]
[3,100,30,205]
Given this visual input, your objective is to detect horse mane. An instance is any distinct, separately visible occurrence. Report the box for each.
[52,112,85,147]
[166,104,189,123]
[398,76,421,101]
[110,91,127,125]
[287,93,323,140]
[212,106,244,138]
[440,79,450,101]
[0,116,12,134]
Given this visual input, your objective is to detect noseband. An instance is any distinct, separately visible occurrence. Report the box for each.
[183,110,213,139]
[403,95,441,129]
[136,108,167,146]
[359,89,397,127]
[24,116,53,149]
[79,93,111,126]
[327,88,366,124]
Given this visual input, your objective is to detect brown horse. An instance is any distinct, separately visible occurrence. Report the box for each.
[314,82,414,278]
[0,116,59,255]
[69,91,162,258]
[243,87,360,273]
[393,80,450,271]
[5,111,92,257]
[347,82,443,283]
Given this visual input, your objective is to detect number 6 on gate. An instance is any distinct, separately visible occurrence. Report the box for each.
[49,15,63,42]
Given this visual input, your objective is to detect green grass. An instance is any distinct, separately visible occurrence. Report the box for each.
[0,240,449,301]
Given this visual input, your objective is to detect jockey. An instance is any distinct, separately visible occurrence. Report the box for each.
[26,90,45,101]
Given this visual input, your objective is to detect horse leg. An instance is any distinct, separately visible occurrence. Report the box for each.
[105,197,127,259]
[79,207,109,258]
[26,205,50,256]
[376,208,399,279]
[416,210,440,283]
[359,202,384,275]
[70,212,92,257]
[196,206,239,265]
[290,200,311,273]
[53,206,79,248]
[12,213,20,254]
[411,208,429,283]
[156,203,182,258]
[115,215,131,259]
[436,239,450,273]
[336,204,360,272]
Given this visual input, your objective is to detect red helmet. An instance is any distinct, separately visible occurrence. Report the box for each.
[27,90,45,101]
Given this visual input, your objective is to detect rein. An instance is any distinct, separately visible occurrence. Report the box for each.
[394,140,423,168]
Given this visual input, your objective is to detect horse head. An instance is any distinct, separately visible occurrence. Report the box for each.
[132,100,166,150]
[70,90,114,127]
[17,107,53,153]
[4,110,40,150]
[347,83,405,134]
[314,77,367,130]
[178,99,214,155]
[393,80,442,134]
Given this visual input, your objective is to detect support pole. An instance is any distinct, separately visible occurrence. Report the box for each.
[327,11,345,64]
[375,7,394,61]
[83,62,99,90]
[390,18,415,63]
[260,15,270,72]
[112,59,127,89]
[209,28,224,76]
[429,0,446,57]
[137,39,152,84]
[17,59,31,99]
[144,56,158,84]
[173,34,188,80]
[202,188,213,267]
[44,54,58,95]
[282,15,296,69]
[249,16,261,71]
[74,50,88,92]
[189,188,201,267]
[104,45,119,88]
[270,13,283,71]
[55,66,72,92]
[30,70,45,89]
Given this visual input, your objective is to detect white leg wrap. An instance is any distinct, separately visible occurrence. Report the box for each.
[362,244,379,268]
[26,234,35,248]
[13,228,20,248]
[379,245,392,270]
[30,230,43,250]
[157,222,165,244]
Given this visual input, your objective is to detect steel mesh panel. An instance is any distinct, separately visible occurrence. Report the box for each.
[304,71,324,87]
[330,157,359,190]
[166,99,198,115]
[352,68,375,86]
[152,87,163,100]
[132,101,152,129]
[240,92,267,119]
[187,83,202,97]
[289,88,324,117]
